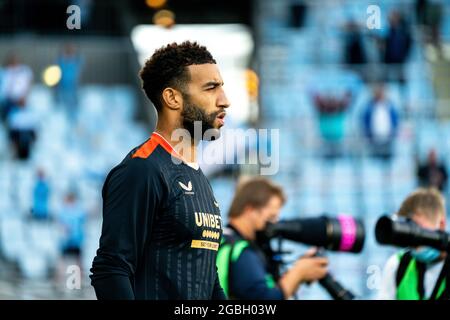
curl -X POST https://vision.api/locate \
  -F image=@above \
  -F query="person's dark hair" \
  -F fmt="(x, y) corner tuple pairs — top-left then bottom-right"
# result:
(139, 41), (216, 112)
(228, 177), (286, 218)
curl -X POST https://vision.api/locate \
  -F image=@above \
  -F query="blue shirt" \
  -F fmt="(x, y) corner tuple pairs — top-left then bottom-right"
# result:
(32, 179), (50, 218)
(57, 55), (82, 89)
(230, 247), (285, 299)
(59, 203), (86, 249)
(226, 226), (284, 300)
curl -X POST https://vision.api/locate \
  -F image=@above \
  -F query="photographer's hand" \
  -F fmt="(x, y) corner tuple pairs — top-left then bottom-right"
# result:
(278, 247), (328, 298)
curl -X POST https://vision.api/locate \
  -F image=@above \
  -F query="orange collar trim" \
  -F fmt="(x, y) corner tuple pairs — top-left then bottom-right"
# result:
(151, 132), (183, 160)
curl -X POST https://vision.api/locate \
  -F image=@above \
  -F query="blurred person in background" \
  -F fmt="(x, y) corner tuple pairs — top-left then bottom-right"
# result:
(288, 2), (307, 29)
(377, 188), (449, 300)
(378, 10), (412, 85)
(343, 20), (367, 80)
(417, 149), (448, 192)
(30, 168), (51, 221)
(217, 177), (328, 299)
(312, 91), (352, 158)
(362, 84), (399, 161)
(0, 53), (33, 122)
(6, 99), (37, 161)
(57, 191), (87, 276)
(55, 43), (83, 125)
(343, 21), (366, 65)
(416, 0), (444, 53)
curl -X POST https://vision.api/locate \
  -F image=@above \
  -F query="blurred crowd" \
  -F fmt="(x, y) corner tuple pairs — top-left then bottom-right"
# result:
(0, 0), (449, 299)
(304, 3), (449, 196)
(0, 44), (88, 285)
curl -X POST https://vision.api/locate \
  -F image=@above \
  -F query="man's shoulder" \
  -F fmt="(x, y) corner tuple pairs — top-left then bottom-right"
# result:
(104, 145), (166, 185)
(125, 147), (163, 169)
(223, 229), (261, 259)
(222, 227), (244, 243)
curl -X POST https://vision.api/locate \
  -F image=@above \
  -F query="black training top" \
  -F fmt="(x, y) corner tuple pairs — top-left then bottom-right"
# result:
(90, 132), (226, 300)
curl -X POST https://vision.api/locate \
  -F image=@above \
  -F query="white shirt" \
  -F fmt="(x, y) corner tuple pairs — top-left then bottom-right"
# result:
(185, 162), (200, 170)
(1, 64), (33, 101)
(371, 101), (392, 143)
(377, 253), (444, 300)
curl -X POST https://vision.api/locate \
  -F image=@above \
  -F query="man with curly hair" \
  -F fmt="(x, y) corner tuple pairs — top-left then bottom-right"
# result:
(90, 41), (230, 300)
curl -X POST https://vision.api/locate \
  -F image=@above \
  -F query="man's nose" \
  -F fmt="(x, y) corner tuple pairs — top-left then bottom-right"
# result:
(217, 89), (230, 109)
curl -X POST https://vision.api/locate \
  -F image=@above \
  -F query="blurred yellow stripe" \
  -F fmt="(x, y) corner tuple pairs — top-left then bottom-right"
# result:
(191, 240), (219, 251)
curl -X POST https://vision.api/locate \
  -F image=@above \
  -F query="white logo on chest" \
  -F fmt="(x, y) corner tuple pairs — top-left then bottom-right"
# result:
(178, 181), (194, 194)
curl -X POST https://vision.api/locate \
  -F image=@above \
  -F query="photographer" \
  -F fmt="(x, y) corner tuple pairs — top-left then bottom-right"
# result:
(377, 188), (449, 300)
(216, 177), (329, 300)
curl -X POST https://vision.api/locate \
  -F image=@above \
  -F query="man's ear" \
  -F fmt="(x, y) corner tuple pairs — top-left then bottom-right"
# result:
(439, 214), (446, 230)
(161, 88), (183, 111)
(241, 205), (254, 217)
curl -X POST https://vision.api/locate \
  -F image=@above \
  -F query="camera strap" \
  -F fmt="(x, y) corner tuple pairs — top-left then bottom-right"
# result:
(397, 251), (450, 300)
(416, 261), (427, 300)
(396, 251), (426, 299)
(220, 227), (250, 299)
(429, 255), (450, 300)
(396, 251), (412, 287)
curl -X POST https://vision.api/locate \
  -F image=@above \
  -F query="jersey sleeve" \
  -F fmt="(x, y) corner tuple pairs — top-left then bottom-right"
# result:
(90, 158), (165, 299)
(230, 247), (284, 300)
(211, 265), (227, 300)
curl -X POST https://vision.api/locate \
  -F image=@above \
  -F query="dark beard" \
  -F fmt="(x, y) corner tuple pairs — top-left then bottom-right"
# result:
(181, 96), (221, 141)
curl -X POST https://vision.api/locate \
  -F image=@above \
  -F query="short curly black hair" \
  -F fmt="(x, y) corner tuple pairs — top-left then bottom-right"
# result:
(139, 41), (216, 112)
